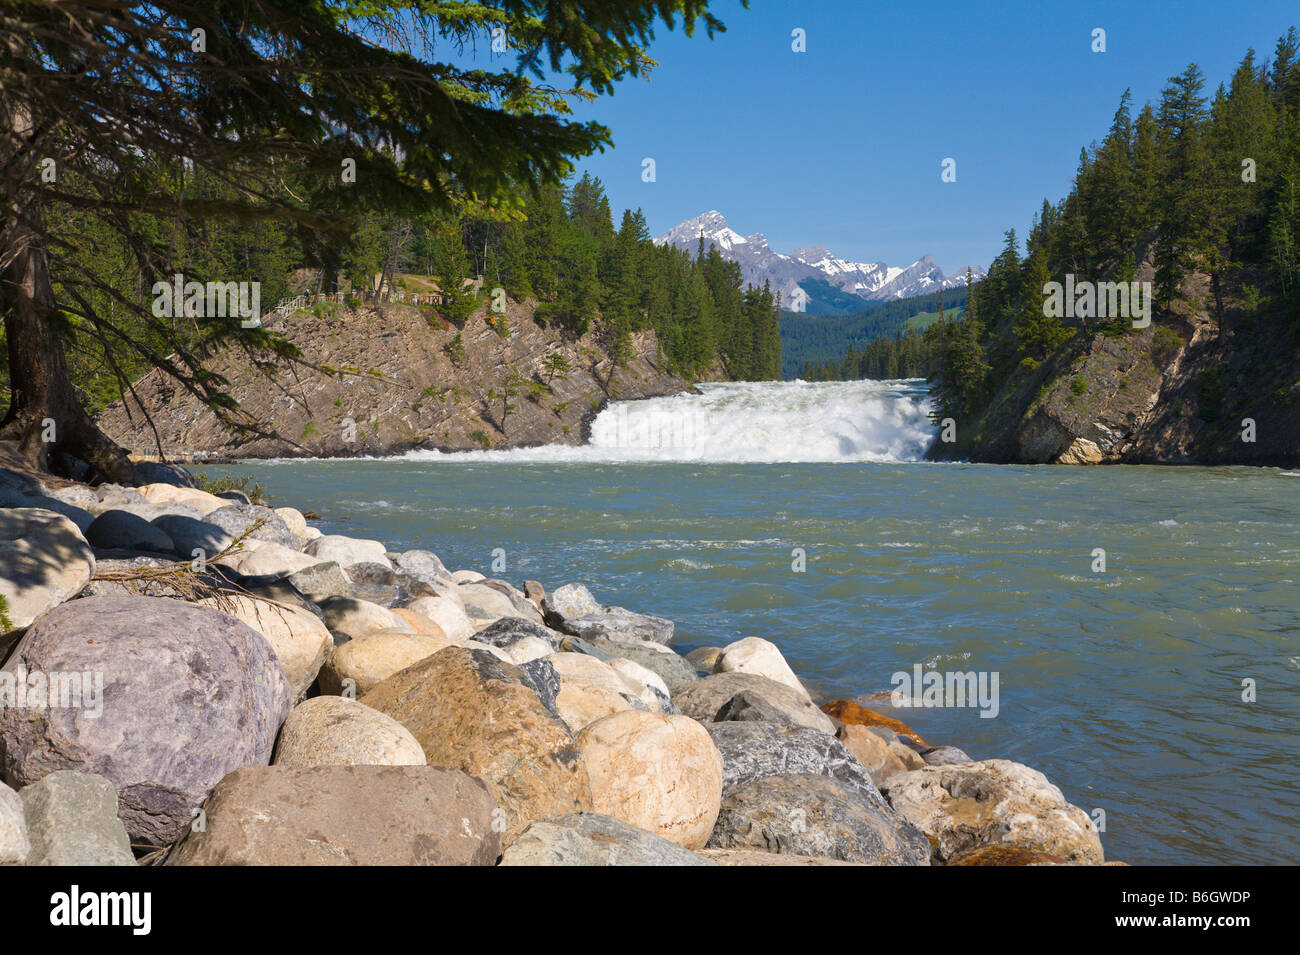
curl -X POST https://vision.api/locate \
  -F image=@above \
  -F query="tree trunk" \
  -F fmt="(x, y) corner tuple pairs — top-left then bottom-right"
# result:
(0, 237), (140, 483)
(1, 46), (139, 483)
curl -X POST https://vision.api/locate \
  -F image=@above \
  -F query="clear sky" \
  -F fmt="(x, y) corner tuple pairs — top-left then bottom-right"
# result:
(526, 0), (1300, 274)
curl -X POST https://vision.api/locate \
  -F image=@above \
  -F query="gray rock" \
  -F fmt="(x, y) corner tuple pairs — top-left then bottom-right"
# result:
(518, 658), (561, 715)
(558, 634), (613, 661)
(85, 509), (174, 553)
(151, 514), (232, 558)
(0, 595), (291, 846)
(674, 672), (836, 734)
(346, 561), (398, 586)
(286, 561), (354, 601)
(215, 489), (251, 504)
(0, 508), (96, 629)
(585, 637), (698, 693)
(474, 617), (561, 652)
(923, 745), (972, 766)
(714, 690), (800, 726)
(19, 771), (135, 866)
(542, 582), (601, 625)
(705, 721), (879, 799)
(166, 764), (500, 865)
(707, 773), (931, 865)
(0, 781), (28, 864)
(501, 812), (715, 866)
(563, 606), (674, 646)
(389, 549), (453, 585)
(94, 484), (148, 507)
(132, 462), (198, 488)
(204, 503), (297, 549)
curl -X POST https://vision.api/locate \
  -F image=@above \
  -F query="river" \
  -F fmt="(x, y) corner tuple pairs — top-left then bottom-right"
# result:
(201, 379), (1300, 865)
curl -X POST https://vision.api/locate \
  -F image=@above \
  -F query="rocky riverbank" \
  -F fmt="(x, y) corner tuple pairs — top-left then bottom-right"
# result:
(1, 462), (1111, 866)
(94, 296), (712, 460)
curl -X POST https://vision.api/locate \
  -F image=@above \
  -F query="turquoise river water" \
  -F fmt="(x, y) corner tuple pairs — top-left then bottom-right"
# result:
(201, 379), (1300, 865)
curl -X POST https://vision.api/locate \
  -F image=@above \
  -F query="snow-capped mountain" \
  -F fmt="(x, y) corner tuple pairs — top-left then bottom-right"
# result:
(654, 210), (984, 312)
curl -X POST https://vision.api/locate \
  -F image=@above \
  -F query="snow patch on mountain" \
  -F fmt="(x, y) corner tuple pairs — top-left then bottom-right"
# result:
(655, 211), (985, 311)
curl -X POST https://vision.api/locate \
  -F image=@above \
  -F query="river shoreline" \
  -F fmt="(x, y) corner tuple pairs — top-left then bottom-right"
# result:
(0, 455), (1116, 866)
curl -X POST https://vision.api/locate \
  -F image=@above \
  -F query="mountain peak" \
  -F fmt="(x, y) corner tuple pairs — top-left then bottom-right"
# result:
(655, 211), (986, 312)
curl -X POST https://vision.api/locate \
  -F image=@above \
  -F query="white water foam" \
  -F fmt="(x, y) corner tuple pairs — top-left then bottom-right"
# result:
(401, 379), (936, 464)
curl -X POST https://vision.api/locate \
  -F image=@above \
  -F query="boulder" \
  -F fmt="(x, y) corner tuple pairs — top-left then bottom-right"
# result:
(523, 580), (546, 608)
(501, 635), (554, 665)
(549, 652), (641, 698)
(0, 508), (95, 630)
(820, 699), (926, 745)
(317, 595), (412, 640)
(517, 658), (561, 715)
(273, 696), (425, 767)
(923, 745), (973, 766)
(452, 569), (485, 583)
(166, 764), (499, 865)
(563, 606), (674, 646)
(555, 681), (636, 733)
(558, 634), (613, 660)
(459, 582), (521, 624)
(879, 760), (1104, 864)
(221, 541), (322, 577)
(0, 781), (28, 865)
(608, 657), (671, 702)
(150, 514), (233, 559)
(541, 582), (600, 623)
(713, 689), (802, 726)
(479, 579), (547, 621)
(708, 773), (931, 865)
(130, 462), (199, 489)
(205, 503), (298, 549)
(473, 616), (561, 652)
(196, 595), (332, 700)
(18, 771), (135, 866)
(586, 636), (698, 693)
(85, 509), (174, 553)
(501, 812), (714, 866)
(577, 711), (723, 849)
(390, 549), (453, 585)
(135, 483), (225, 515)
(285, 561), (353, 601)
(705, 721), (879, 799)
(686, 646), (724, 670)
(360, 647), (592, 844)
(0, 595), (289, 846)
(404, 595), (474, 640)
(320, 630), (456, 695)
(389, 607), (448, 637)
(675, 672), (836, 734)
(306, 534), (390, 569)
(836, 724), (910, 787)
(273, 506), (309, 539)
(713, 637), (809, 698)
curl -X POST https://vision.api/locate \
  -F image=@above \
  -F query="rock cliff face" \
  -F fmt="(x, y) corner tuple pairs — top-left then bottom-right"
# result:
(96, 296), (704, 459)
(929, 268), (1300, 467)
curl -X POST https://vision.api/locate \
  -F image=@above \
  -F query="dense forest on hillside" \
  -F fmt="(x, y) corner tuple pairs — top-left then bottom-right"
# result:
(926, 30), (1300, 457)
(781, 282), (968, 378)
(0, 170), (779, 420)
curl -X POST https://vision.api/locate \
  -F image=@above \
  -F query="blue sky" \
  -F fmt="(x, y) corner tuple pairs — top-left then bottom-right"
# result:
(509, 0), (1300, 274)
